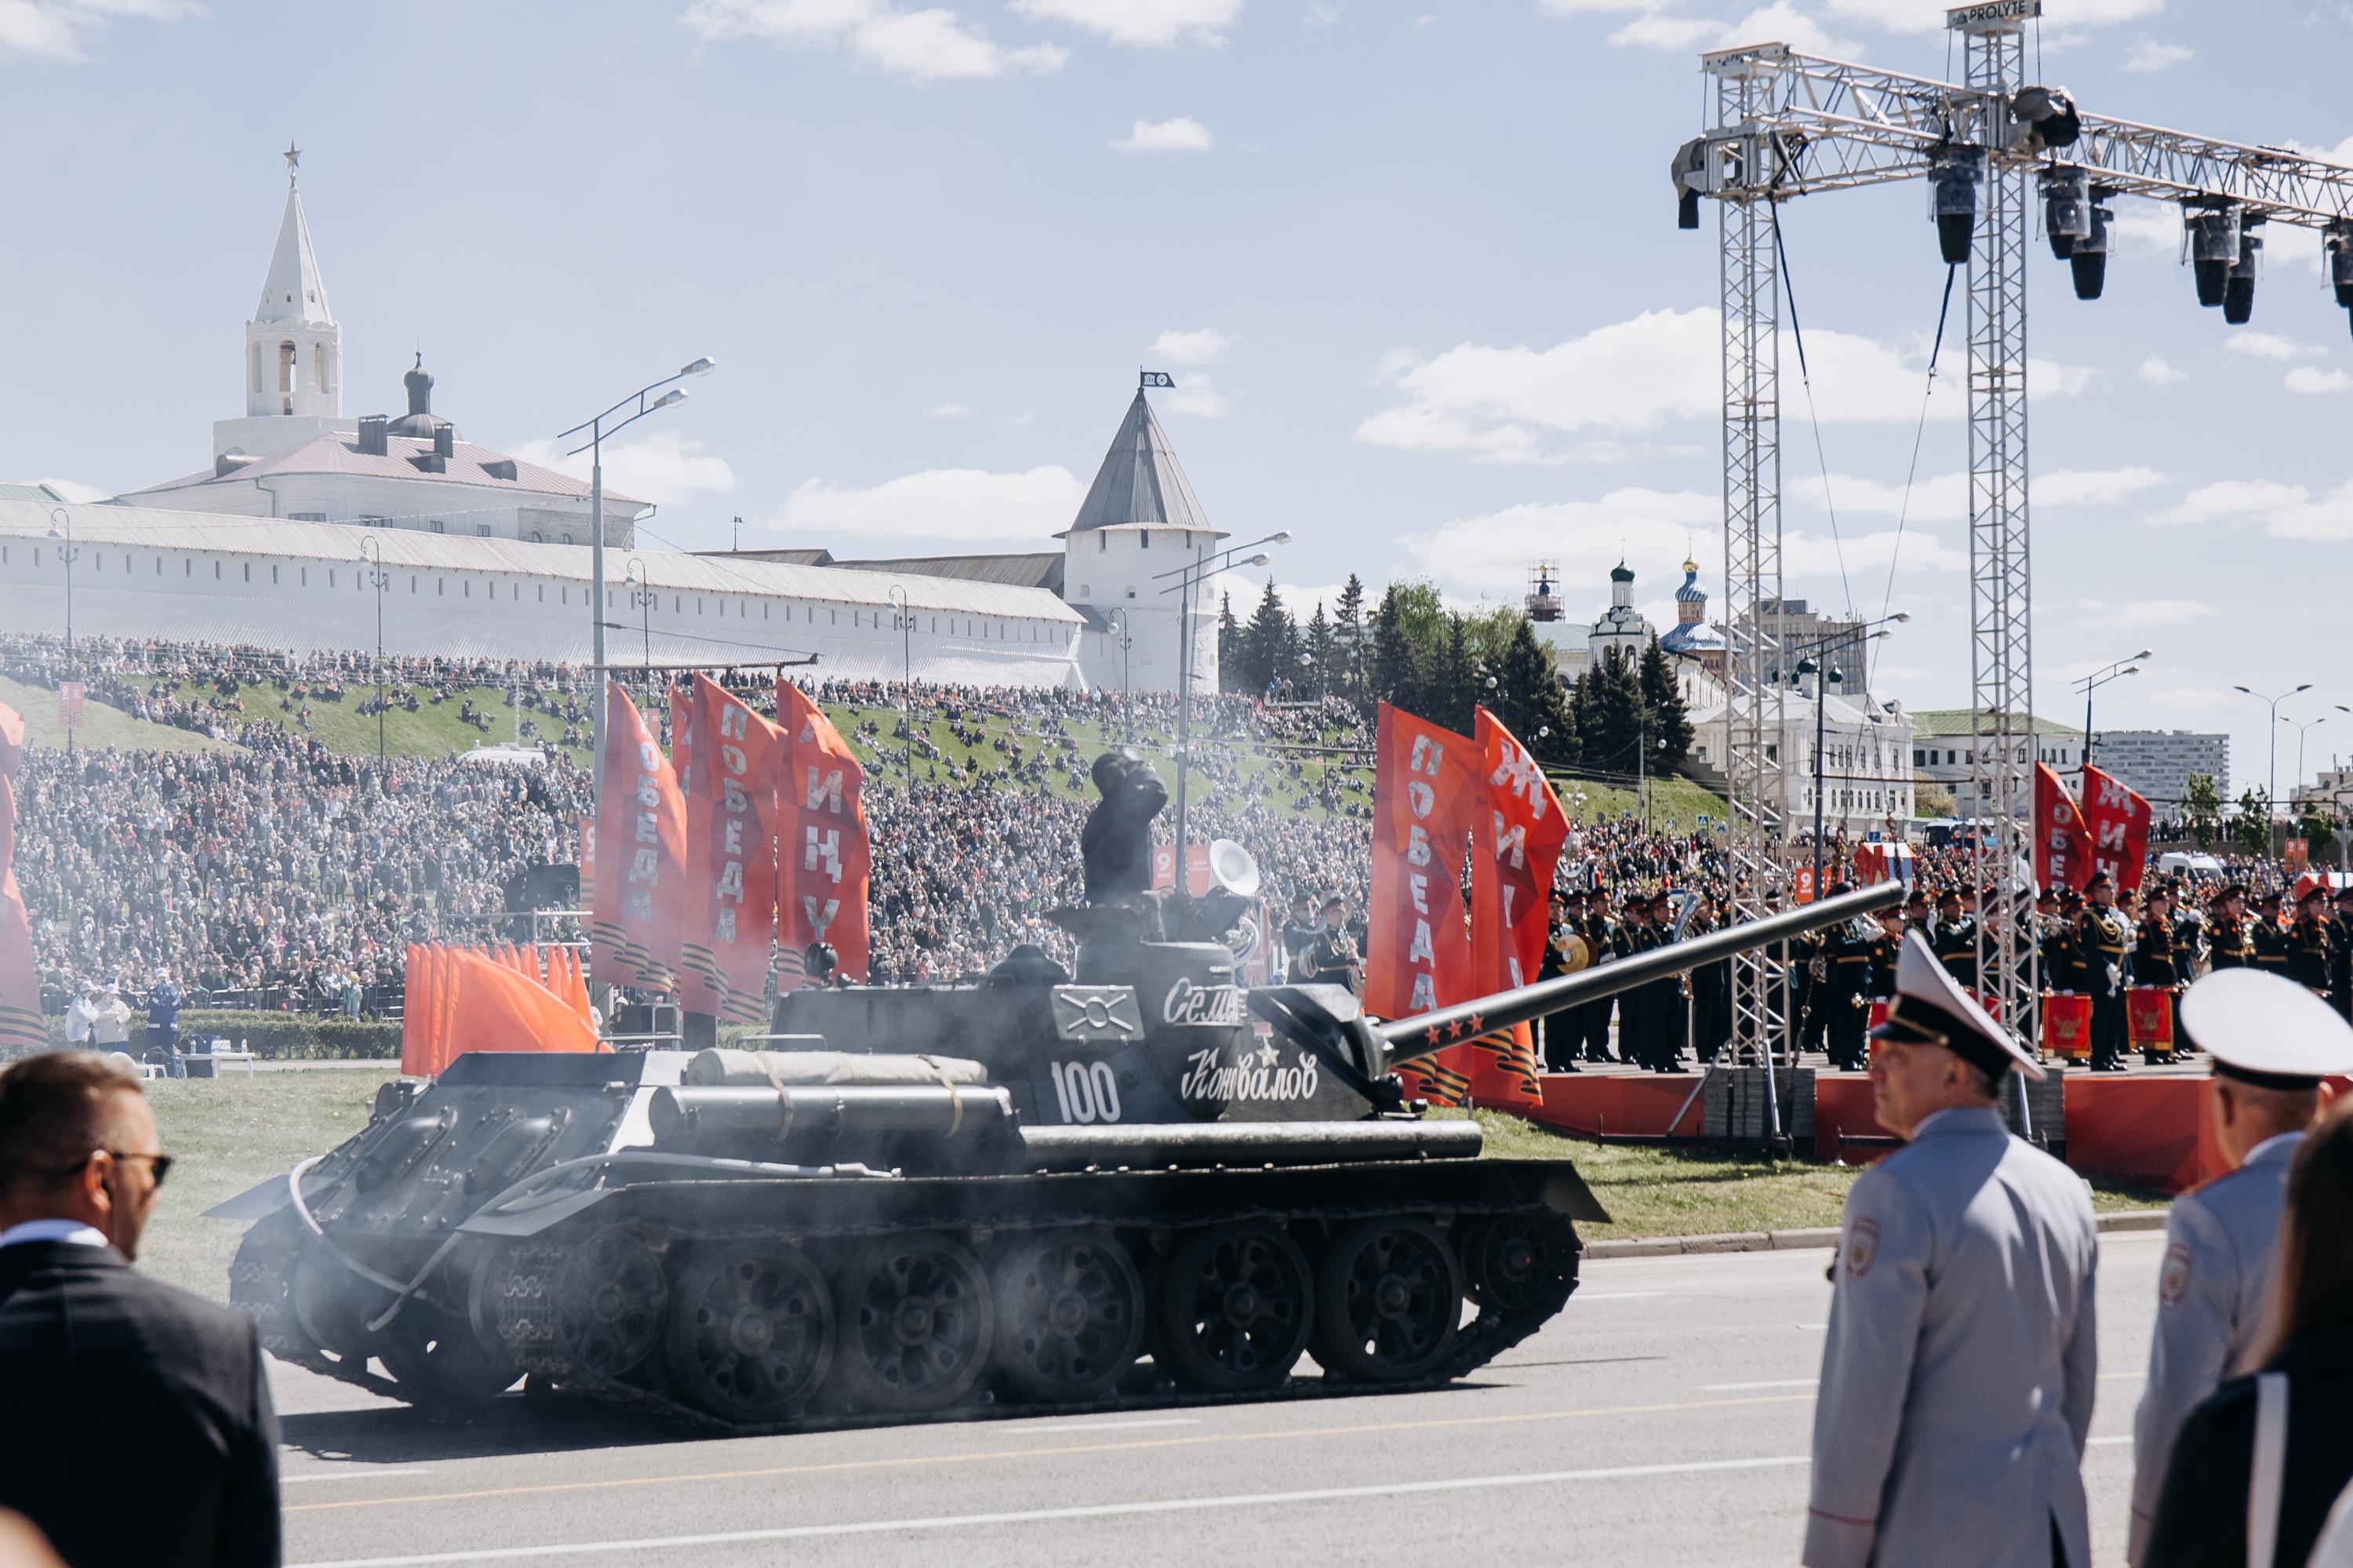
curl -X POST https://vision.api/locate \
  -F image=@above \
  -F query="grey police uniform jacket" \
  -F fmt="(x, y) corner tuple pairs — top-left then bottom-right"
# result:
(2126, 1130), (2303, 1566)
(1804, 1105), (2100, 1568)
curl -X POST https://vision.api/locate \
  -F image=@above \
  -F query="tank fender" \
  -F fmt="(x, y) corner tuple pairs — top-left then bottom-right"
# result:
(1538, 1164), (1610, 1225)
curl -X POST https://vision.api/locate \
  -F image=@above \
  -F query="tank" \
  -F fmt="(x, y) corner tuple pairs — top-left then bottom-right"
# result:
(215, 751), (1900, 1432)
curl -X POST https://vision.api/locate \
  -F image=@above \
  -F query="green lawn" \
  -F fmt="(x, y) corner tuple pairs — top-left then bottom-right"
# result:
(1548, 774), (1729, 835)
(0, 675), (236, 755)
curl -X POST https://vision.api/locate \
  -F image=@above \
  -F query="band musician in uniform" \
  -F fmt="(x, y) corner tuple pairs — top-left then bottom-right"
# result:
(2249, 889), (2292, 979)
(2078, 871), (2132, 1072)
(2136, 884), (2180, 1066)
(1933, 886), (1978, 990)
(2288, 883), (2333, 995)
(2208, 884), (2252, 972)
(2331, 885), (2353, 1023)
(1805, 933), (2098, 1568)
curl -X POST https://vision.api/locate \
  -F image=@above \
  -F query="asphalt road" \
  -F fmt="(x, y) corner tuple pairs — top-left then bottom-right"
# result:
(267, 1230), (2169, 1568)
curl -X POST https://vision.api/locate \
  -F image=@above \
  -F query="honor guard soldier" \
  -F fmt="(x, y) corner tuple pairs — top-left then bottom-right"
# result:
(1864, 905), (1905, 1028)
(1580, 890), (1626, 1064)
(1302, 897), (1362, 993)
(1537, 890), (1580, 1073)
(2169, 886), (2206, 991)
(1806, 933), (2098, 1568)
(2249, 888), (2292, 978)
(2045, 889), (2089, 996)
(2126, 969), (2353, 1565)
(2207, 884), (2251, 971)
(2137, 885), (2180, 1064)
(2289, 883), (2333, 993)
(2332, 886), (2353, 1021)
(1822, 888), (1873, 1071)
(1933, 887), (1978, 989)
(2078, 872), (2132, 1072)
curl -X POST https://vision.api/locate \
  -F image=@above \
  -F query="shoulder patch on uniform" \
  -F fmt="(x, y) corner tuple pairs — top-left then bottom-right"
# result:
(2160, 1242), (2192, 1306)
(1846, 1217), (1882, 1278)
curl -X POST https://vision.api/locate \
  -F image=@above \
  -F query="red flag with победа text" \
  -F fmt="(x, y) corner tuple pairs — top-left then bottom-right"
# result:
(1367, 703), (1480, 1106)
(1466, 707), (1567, 1112)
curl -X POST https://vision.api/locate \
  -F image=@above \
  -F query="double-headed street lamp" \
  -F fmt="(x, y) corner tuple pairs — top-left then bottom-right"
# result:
(1155, 531), (1289, 861)
(558, 355), (715, 805)
(2235, 682), (2313, 853)
(44, 508), (79, 755)
(2074, 650), (2149, 771)
(622, 558), (656, 679)
(2287, 715), (2329, 807)
(1787, 613), (1907, 895)
(358, 535), (390, 762)
(1104, 608), (1134, 742)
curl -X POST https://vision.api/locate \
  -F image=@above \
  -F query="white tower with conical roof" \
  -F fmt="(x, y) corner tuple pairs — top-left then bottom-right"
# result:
(1061, 385), (1227, 696)
(213, 147), (356, 461)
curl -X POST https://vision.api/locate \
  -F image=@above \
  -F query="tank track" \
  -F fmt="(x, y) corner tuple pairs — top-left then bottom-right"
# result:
(464, 1198), (1579, 1435)
(229, 1211), (406, 1400)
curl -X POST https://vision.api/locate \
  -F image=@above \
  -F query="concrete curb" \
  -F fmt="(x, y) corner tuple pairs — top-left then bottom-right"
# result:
(1584, 1210), (2169, 1261)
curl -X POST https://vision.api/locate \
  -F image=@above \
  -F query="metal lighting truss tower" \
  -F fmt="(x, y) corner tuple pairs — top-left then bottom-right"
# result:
(1675, 0), (2353, 1058)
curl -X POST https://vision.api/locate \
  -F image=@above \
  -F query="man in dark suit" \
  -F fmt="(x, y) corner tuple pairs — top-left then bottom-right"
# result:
(0, 1050), (282, 1568)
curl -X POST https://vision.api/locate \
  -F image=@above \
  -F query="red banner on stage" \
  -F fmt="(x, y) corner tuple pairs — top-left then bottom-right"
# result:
(591, 682), (688, 991)
(2126, 987), (2175, 1052)
(679, 675), (785, 1026)
(1367, 704), (1479, 1104)
(1467, 708), (1566, 1111)
(776, 682), (872, 986)
(2080, 764), (2155, 894)
(2035, 761), (2093, 892)
(2044, 992), (2092, 1060)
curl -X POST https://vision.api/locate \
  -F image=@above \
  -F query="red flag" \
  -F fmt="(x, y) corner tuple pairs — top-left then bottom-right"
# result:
(443, 948), (601, 1058)
(2034, 761), (2093, 892)
(2080, 763), (2155, 894)
(0, 726), (39, 1057)
(591, 682), (688, 991)
(680, 675), (785, 1025)
(776, 681), (872, 985)
(1467, 708), (1567, 1111)
(0, 701), (23, 776)
(1366, 704), (1480, 1105)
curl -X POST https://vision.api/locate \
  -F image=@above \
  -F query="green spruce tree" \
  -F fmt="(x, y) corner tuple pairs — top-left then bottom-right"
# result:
(1216, 593), (1242, 694)
(1638, 637), (1694, 774)
(1304, 602), (1337, 700)
(1576, 649), (1649, 780)
(1241, 580), (1300, 697)
(1332, 574), (1367, 704)
(1490, 615), (1579, 768)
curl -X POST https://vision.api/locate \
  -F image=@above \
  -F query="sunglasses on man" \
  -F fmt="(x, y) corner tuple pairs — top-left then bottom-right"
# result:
(52, 1150), (174, 1190)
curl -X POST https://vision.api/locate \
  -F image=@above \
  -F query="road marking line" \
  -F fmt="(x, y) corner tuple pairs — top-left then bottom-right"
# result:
(284, 1392), (1816, 1515)
(1577, 1290), (1667, 1300)
(2089, 1435), (2131, 1446)
(286, 1455), (1813, 1566)
(282, 1470), (427, 1486)
(1026, 1419), (1198, 1433)
(1701, 1378), (1818, 1392)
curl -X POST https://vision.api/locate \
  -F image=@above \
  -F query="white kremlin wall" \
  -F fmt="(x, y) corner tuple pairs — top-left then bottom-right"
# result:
(0, 501), (1086, 687)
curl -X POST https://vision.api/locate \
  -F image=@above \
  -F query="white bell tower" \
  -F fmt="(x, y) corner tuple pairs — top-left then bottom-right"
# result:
(213, 145), (355, 461)
(1062, 385), (1227, 696)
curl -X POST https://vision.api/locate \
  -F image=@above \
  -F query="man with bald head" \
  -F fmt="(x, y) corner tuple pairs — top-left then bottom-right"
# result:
(0, 1050), (282, 1568)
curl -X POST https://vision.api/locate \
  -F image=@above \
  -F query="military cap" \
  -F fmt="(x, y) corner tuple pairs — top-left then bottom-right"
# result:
(2035, 887), (2059, 907)
(1869, 929), (2046, 1082)
(2297, 883), (2328, 907)
(1937, 888), (1963, 908)
(2336, 885), (2353, 905)
(2086, 869), (2115, 892)
(2254, 889), (2282, 909)
(2179, 969), (2353, 1090)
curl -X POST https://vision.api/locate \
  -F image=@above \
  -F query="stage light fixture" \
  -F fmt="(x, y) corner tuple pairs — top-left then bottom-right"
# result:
(2187, 203), (2242, 308)
(2043, 168), (2089, 260)
(2223, 223), (2264, 326)
(2069, 190), (2115, 300)
(1929, 147), (1982, 266)
(2327, 224), (2353, 307)
(2011, 85), (2082, 151)
(1671, 136), (1707, 231)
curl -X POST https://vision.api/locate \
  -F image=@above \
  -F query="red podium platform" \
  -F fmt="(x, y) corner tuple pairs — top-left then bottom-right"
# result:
(1529, 1072), (1707, 1140)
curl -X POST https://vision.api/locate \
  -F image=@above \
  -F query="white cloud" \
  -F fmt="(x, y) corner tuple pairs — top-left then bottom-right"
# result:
(1148, 327), (1235, 365)
(32, 476), (110, 504)
(773, 464), (1085, 544)
(2158, 478), (2311, 526)
(1163, 375), (1228, 418)
(2036, 466), (2174, 508)
(2150, 688), (2234, 712)
(680, 0), (1067, 80)
(2076, 597), (2213, 630)
(1356, 307), (2087, 463)
(1609, 12), (1720, 47)
(1303, 2), (1340, 24)
(2286, 366), (2352, 395)
(1111, 116), (1215, 153)
(2138, 355), (2186, 386)
(1011, 0), (1238, 45)
(2224, 331), (2315, 362)
(2108, 204), (2182, 257)
(0, 0), (202, 60)
(1717, 1), (1852, 52)
(922, 402), (971, 417)
(1787, 465), (2166, 524)
(1565, 0), (1854, 53)
(511, 431), (738, 507)
(2120, 35), (2191, 71)
(1398, 489), (1720, 595)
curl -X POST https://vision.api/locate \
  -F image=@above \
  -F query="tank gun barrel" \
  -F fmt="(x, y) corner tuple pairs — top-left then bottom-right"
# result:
(1381, 882), (1904, 1066)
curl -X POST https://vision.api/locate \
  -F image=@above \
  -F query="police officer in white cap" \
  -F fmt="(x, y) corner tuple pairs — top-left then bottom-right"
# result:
(1805, 930), (2100, 1568)
(2126, 967), (2353, 1565)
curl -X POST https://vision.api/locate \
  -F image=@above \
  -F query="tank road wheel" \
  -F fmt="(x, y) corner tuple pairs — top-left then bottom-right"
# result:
(291, 1243), (389, 1361)
(555, 1227), (669, 1379)
(1311, 1219), (1463, 1384)
(1460, 1211), (1581, 1315)
(989, 1228), (1144, 1405)
(830, 1234), (994, 1413)
(663, 1242), (835, 1424)
(378, 1312), (520, 1412)
(1158, 1222), (1315, 1394)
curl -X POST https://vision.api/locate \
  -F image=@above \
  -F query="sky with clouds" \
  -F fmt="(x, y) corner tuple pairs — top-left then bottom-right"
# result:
(3, 0), (2351, 795)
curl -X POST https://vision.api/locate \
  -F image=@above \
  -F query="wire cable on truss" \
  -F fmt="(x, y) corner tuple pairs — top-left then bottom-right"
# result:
(1769, 204), (1856, 620)
(1870, 262), (1960, 692)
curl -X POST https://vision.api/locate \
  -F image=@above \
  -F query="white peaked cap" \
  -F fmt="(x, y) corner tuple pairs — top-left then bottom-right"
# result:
(2180, 969), (2353, 1088)
(1868, 928), (2046, 1082)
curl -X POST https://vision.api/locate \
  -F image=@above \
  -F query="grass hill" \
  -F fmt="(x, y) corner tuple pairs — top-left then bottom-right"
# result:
(0, 676), (235, 755)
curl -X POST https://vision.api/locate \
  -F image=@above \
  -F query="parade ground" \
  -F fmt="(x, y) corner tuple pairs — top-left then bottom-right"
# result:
(260, 1232), (2169, 1568)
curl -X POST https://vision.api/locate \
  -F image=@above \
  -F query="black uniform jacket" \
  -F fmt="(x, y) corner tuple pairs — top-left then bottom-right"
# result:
(0, 1239), (282, 1568)
(2143, 1332), (2353, 1568)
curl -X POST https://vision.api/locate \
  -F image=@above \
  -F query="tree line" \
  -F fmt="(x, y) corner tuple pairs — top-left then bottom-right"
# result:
(1217, 575), (1693, 780)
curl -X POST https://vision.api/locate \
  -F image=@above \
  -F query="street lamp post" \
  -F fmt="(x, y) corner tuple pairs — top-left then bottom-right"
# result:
(558, 355), (715, 813)
(45, 508), (78, 756)
(888, 584), (914, 787)
(1783, 615), (1904, 893)
(2289, 715), (2329, 810)
(1104, 608), (1133, 743)
(1156, 532), (1289, 863)
(2075, 650), (2150, 773)
(358, 535), (389, 763)
(2235, 682), (2314, 856)
(622, 558), (655, 684)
